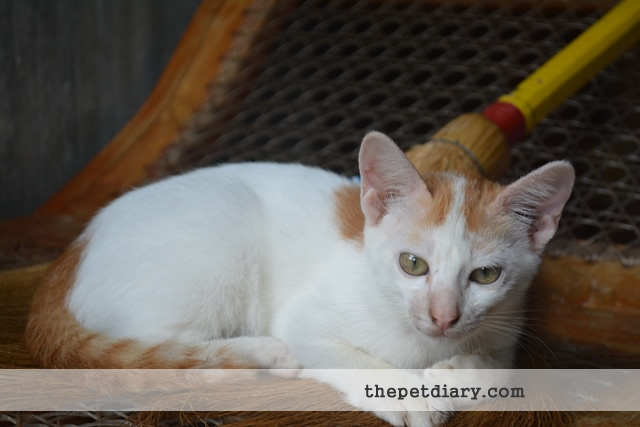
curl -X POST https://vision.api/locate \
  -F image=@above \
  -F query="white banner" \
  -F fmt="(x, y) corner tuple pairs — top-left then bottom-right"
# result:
(0, 369), (637, 411)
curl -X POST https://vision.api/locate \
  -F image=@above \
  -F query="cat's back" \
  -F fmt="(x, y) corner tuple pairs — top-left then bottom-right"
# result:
(68, 162), (357, 339)
(86, 162), (351, 238)
(80, 161), (355, 279)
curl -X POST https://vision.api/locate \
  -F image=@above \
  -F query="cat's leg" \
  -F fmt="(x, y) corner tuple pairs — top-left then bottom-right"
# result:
(189, 336), (299, 369)
(290, 339), (443, 427)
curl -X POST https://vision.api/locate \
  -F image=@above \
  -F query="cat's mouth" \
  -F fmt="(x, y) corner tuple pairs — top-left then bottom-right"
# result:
(411, 318), (465, 340)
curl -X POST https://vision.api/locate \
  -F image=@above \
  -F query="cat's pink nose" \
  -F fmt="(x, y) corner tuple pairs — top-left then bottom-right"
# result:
(430, 308), (460, 332)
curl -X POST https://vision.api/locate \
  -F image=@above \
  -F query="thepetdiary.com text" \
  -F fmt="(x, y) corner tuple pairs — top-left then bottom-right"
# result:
(364, 383), (525, 401)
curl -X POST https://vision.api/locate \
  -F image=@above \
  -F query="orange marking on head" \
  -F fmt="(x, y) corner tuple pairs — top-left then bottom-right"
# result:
(334, 185), (364, 244)
(419, 173), (455, 227)
(463, 176), (504, 233)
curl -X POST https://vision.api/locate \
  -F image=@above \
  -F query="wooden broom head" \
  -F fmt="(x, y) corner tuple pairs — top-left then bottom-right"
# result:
(405, 113), (511, 181)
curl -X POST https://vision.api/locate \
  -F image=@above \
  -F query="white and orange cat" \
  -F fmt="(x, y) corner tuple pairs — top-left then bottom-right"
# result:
(25, 132), (574, 425)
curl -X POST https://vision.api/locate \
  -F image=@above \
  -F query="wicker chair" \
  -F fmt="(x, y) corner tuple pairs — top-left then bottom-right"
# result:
(1, 1), (638, 425)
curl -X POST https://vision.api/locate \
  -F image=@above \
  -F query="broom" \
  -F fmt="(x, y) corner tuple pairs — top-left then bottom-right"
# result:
(405, 0), (640, 180)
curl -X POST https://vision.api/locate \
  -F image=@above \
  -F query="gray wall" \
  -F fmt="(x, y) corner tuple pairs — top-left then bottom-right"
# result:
(0, 0), (200, 218)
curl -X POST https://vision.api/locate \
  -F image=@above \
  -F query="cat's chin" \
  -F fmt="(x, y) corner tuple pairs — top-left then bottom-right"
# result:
(412, 323), (465, 340)
(426, 330), (464, 340)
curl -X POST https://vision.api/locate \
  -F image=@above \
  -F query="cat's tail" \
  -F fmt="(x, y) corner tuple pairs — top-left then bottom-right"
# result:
(24, 240), (241, 369)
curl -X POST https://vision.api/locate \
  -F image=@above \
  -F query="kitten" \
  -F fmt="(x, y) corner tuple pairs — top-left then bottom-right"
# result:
(25, 132), (574, 425)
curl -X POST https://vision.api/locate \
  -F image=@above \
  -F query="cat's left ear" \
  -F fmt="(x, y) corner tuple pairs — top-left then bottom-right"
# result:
(358, 132), (426, 225)
(494, 161), (575, 253)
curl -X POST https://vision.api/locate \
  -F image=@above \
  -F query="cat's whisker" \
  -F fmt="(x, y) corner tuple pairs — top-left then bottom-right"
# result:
(477, 324), (542, 363)
(478, 321), (559, 367)
(526, 294), (566, 313)
(484, 315), (553, 327)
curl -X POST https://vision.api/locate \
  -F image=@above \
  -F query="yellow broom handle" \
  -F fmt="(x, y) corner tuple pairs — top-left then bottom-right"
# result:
(499, 0), (640, 133)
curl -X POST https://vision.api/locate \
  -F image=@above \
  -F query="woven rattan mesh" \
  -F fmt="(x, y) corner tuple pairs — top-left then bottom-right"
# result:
(162, 0), (640, 266)
(0, 412), (133, 427)
(0, 411), (254, 427)
(0, 412), (233, 426)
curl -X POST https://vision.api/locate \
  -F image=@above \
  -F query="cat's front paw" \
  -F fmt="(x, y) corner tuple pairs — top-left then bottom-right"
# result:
(424, 354), (505, 412)
(423, 355), (468, 390)
(251, 336), (300, 371)
(425, 354), (488, 384)
(373, 403), (444, 427)
(430, 354), (479, 370)
(344, 373), (449, 427)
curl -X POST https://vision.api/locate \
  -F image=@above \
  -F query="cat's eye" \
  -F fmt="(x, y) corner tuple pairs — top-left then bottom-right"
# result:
(399, 253), (429, 276)
(469, 266), (502, 284)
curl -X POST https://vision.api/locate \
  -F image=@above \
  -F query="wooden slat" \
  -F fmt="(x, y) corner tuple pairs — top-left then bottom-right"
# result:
(531, 256), (640, 360)
(0, 262), (49, 368)
(0, 216), (83, 269)
(536, 256), (640, 313)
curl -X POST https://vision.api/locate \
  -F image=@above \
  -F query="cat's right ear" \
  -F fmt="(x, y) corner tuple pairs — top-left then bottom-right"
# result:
(359, 132), (426, 225)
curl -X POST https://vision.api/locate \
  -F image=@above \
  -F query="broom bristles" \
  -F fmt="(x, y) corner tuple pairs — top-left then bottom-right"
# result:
(405, 113), (511, 181)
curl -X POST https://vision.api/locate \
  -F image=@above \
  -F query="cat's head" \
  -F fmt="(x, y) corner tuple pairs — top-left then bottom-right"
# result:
(358, 131), (574, 340)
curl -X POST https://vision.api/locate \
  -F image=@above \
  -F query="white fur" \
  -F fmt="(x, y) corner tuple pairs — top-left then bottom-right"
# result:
(66, 133), (573, 426)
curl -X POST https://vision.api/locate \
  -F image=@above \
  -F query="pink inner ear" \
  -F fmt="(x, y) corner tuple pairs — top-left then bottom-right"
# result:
(532, 215), (557, 252)
(362, 189), (385, 225)
(358, 131), (427, 225)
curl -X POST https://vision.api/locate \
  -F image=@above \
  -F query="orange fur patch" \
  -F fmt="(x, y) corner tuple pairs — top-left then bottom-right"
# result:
(419, 173), (454, 226)
(24, 241), (86, 367)
(24, 241), (207, 369)
(334, 185), (364, 243)
(214, 347), (260, 369)
(463, 177), (504, 232)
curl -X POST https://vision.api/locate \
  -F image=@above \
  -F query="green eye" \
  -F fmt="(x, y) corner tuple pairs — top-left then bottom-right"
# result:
(399, 253), (429, 276)
(470, 266), (502, 284)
